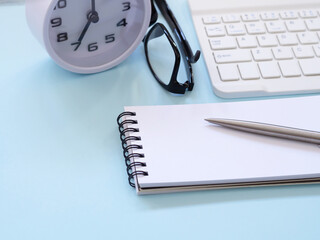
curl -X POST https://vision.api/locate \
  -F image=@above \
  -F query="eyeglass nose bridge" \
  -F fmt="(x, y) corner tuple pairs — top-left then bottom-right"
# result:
(143, 23), (164, 43)
(148, 23), (165, 39)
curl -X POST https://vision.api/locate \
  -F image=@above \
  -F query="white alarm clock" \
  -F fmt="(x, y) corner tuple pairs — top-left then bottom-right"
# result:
(26, 0), (151, 73)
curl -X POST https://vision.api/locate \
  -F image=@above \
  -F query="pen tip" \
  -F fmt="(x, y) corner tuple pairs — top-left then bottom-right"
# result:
(205, 118), (223, 124)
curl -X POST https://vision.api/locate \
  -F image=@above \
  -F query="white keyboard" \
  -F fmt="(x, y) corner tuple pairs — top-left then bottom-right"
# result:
(189, 0), (320, 98)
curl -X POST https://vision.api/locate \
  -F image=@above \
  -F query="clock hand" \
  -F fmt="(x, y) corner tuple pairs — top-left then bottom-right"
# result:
(71, 10), (99, 51)
(89, 0), (99, 24)
(79, 11), (99, 42)
(78, 19), (92, 43)
(91, 0), (96, 13)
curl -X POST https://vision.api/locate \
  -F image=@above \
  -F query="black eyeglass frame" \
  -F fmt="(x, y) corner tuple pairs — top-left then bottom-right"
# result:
(144, 0), (201, 94)
(144, 23), (187, 93)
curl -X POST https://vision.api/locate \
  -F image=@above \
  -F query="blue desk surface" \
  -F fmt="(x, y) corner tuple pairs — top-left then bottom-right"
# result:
(1, 1), (320, 240)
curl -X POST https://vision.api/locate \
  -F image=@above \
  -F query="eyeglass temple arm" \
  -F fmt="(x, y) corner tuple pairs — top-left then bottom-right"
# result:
(149, 0), (158, 26)
(154, 0), (201, 64)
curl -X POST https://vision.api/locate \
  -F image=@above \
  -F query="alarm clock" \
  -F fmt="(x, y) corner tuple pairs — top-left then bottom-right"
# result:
(26, 0), (151, 73)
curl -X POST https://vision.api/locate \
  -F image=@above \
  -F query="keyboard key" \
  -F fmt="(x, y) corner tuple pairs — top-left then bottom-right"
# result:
(238, 63), (260, 80)
(214, 49), (252, 63)
(241, 13), (259, 22)
(299, 59), (320, 76)
(202, 16), (221, 24)
(222, 14), (240, 23)
(237, 36), (257, 48)
(257, 35), (278, 47)
(246, 22), (266, 34)
(277, 33), (298, 46)
(278, 60), (301, 77)
(272, 47), (293, 60)
(292, 46), (314, 58)
(217, 64), (239, 81)
(280, 11), (298, 19)
(266, 21), (286, 33)
(313, 44), (320, 57)
(299, 10), (318, 18)
(205, 25), (226, 37)
(258, 62), (281, 78)
(305, 19), (320, 31)
(297, 32), (319, 44)
(252, 49), (273, 61)
(261, 12), (279, 21)
(226, 23), (246, 36)
(209, 37), (237, 50)
(285, 20), (306, 32)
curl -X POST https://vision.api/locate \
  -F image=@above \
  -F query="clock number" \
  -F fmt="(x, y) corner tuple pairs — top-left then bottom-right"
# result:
(57, 32), (68, 42)
(105, 34), (115, 43)
(117, 18), (128, 27)
(54, 0), (67, 10)
(51, 18), (62, 28)
(122, 2), (131, 11)
(71, 41), (81, 51)
(88, 42), (98, 52)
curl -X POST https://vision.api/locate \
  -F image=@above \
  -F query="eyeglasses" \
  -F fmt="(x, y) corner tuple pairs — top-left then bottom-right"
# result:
(144, 0), (201, 94)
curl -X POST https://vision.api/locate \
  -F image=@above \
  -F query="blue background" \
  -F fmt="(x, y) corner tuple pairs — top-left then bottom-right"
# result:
(1, 1), (320, 239)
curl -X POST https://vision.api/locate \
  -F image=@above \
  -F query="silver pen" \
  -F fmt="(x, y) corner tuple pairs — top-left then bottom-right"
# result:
(205, 118), (320, 145)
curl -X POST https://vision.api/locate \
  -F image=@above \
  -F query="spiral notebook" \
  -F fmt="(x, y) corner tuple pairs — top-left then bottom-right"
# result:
(117, 96), (320, 195)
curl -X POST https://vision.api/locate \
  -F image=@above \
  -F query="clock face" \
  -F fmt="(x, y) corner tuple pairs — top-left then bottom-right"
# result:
(47, 0), (149, 72)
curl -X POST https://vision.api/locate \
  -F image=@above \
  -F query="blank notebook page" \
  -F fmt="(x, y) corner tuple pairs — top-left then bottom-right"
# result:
(124, 96), (320, 189)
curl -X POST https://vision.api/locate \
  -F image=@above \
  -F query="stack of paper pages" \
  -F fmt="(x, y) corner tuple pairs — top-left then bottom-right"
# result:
(118, 96), (320, 194)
